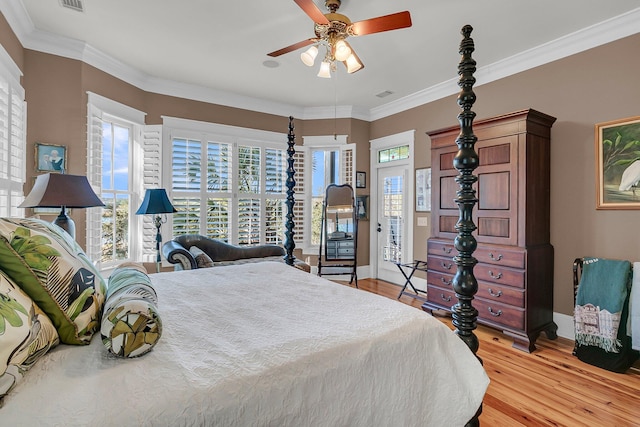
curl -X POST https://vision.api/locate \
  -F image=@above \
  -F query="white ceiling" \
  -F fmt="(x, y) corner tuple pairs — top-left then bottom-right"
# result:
(4, 0), (640, 120)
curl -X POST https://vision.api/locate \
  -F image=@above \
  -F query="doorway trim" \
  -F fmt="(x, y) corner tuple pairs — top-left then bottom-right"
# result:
(369, 129), (415, 282)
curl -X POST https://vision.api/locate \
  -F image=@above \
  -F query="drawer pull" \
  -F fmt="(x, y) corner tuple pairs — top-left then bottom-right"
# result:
(440, 277), (452, 286)
(489, 252), (503, 261)
(442, 247), (453, 254)
(440, 293), (452, 302)
(488, 307), (503, 317)
(441, 262), (453, 270)
(488, 288), (502, 297)
(488, 270), (503, 280)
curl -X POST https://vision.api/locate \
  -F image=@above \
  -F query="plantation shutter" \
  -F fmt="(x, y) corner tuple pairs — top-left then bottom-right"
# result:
(0, 47), (25, 218)
(292, 148), (306, 246)
(341, 145), (355, 188)
(86, 102), (104, 266)
(140, 125), (162, 262)
(171, 137), (203, 236)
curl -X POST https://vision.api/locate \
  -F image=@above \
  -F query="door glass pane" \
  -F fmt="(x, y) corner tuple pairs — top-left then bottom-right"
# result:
(382, 175), (403, 263)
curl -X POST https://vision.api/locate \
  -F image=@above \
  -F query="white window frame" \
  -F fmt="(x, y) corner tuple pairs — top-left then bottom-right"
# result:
(86, 92), (146, 270)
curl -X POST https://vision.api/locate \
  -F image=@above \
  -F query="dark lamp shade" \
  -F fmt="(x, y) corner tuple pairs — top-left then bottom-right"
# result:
(19, 173), (105, 208)
(136, 189), (177, 215)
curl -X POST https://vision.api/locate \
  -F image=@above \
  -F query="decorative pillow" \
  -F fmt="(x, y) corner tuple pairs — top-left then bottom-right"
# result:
(0, 218), (107, 345)
(0, 270), (59, 401)
(101, 265), (162, 358)
(189, 246), (214, 268)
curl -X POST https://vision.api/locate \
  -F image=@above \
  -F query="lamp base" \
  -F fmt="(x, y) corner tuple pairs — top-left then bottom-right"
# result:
(53, 207), (75, 239)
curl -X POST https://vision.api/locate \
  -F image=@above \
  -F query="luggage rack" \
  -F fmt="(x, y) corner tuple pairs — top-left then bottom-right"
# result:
(396, 260), (428, 300)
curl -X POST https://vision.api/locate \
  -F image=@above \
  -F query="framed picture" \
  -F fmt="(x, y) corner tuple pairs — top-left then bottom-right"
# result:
(415, 167), (431, 212)
(595, 116), (640, 209)
(356, 171), (366, 188)
(356, 195), (368, 220)
(35, 143), (67, 173)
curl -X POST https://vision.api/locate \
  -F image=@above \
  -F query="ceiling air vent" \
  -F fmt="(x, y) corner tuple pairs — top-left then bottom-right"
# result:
(376, 90), (394, 98)
(60, 0), (84, 12)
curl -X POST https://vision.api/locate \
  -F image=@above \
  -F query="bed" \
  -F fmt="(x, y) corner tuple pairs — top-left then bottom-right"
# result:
(2, 261), (487, 426)
(1, 25), (487, 426)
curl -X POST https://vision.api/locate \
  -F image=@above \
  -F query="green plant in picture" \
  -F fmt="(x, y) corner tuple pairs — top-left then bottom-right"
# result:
(9, 227), (60, 271)
(601, 129), (640, 184)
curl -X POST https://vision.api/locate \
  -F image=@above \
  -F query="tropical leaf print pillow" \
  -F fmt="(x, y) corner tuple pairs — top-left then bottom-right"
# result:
(0, 218), (107, 345)
(101, 264), (162, 357)
(0, 270), (59, 401)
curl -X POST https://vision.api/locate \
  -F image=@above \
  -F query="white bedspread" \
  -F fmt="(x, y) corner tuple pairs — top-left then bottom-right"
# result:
(2, 262), (488, 426)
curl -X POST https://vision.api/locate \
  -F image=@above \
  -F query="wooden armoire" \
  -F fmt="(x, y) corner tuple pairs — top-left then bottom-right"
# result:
(422, 109), (558, 352)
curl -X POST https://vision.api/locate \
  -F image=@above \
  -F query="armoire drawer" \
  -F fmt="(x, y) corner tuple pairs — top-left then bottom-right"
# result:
(477, 282), (524, 308)
(475, 298), (525, 331)
(428, 240), (525, 269)
(474, 245), (525, 269)
(426, 284), (456, 309)
(474, 263), (525, 289)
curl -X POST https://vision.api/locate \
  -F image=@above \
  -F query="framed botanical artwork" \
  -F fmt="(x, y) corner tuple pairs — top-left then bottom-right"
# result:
(595, 116), (640, 209)
(415, 167), (431, 212)
(35, 143), (67, 173)
(356, 171), (366, 188)
(356, 195), (368, 220)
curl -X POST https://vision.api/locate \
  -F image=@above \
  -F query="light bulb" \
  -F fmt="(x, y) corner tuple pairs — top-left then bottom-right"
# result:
(300, 46), (318, 67)
(334, 40), (351, 62)
(317, 61), (332, 78)
(345, 54), (363, 74)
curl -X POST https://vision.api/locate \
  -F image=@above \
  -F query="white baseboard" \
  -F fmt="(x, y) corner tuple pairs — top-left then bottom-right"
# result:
(554, 312), (575, 340)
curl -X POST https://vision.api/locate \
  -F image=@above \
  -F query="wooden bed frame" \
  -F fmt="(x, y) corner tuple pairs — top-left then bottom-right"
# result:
(281, 25), (483, 426)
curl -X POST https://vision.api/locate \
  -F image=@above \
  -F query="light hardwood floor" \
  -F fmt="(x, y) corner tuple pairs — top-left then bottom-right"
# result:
(337, 278), (640, 427)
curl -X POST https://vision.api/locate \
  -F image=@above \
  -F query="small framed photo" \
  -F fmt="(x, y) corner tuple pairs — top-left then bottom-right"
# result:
(356, 171), (366, 188)
(35, 143), (66, 173)
(595, 116), (640, 209)
(356, 195), (368, 220)
(415, 167), (432, 212)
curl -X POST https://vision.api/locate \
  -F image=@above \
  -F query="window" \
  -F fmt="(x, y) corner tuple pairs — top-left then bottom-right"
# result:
(87, 92), (146, 269)
(164, 119), (287, 246)
(100, 120), (132, 264)
(301, 135), (354, 249)
(0, 46), (25, 217)
(378, 144), (409, 163)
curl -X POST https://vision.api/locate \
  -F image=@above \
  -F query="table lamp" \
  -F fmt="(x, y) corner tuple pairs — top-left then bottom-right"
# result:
(19, 173), (105, 239)
(136, 188), (177, 273)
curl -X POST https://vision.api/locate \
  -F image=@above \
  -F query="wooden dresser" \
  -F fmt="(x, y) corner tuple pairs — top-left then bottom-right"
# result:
(422, 109), (558, 352)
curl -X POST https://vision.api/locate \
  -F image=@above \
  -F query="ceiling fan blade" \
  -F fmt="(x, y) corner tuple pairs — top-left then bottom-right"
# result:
(268, 38), (318, 57)
(294, 0), (329, 24)
(350, 11), (412, 36)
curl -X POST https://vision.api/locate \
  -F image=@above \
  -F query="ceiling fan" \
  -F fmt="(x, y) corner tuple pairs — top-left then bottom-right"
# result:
(267, 0), (412, 77)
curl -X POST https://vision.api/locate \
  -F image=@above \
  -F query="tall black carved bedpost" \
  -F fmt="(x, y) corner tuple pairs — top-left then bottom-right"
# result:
(283, 116), (296, 266)
(452, 25), (479, 354)
(453, 25), (481, 426)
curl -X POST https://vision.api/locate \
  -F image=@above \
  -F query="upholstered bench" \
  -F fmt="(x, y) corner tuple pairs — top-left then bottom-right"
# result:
(161, 234), (311, 273)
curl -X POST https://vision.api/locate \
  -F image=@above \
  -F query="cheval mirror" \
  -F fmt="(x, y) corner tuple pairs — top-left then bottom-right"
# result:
(317, 184), (358, 287)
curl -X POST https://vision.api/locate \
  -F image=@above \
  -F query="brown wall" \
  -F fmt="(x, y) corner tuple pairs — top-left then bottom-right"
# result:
(4, 12), (639, 316)
(370, 33), (640, 316)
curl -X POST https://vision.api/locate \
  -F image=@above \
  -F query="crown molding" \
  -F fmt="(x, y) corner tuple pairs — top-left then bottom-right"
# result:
(2, 2), (639, 122)
(369, 7), (640, 121)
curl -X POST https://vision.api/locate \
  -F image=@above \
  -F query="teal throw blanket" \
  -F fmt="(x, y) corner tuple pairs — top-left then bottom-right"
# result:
(575, 257), (631, 353)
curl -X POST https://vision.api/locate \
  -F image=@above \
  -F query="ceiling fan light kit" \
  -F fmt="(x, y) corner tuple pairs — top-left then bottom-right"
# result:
(269, 0), (411, 78)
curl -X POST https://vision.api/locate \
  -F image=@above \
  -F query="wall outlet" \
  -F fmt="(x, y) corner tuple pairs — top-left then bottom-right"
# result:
(417, 217), (429, 227)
